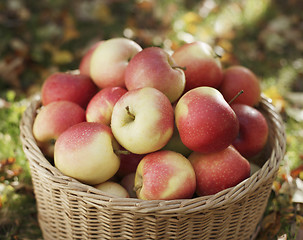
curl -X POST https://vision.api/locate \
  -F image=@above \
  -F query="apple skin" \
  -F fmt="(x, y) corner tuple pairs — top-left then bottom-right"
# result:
(111, 87), (174, 154)
(41, 72), (98, 108)
(120, 173), (137, 198)
(231, 103), (269, 158)
(79, 41), (103, 76)
(175, 86), (239, 153)
(134, 150), (196, 200)
(125, 47), (185, 103)
(161, 123), (192, 157)
(189, 145), (251, 196)
(54, 122), (120, 185)
(94, 181), (129, 198)
(90, 38), (142, 89)
(219, 65), (261, 106)
(172, 41), (223, 92)
(86, 87), (127, 125)
(250, 162), (261, 176)
(33, 100), (86, 158)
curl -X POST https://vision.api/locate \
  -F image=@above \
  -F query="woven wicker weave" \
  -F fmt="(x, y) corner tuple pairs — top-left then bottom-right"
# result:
(20, 95), (286, 240)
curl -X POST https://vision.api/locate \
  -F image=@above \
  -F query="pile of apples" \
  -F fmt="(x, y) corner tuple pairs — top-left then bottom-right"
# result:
(33, 38), (269, 200)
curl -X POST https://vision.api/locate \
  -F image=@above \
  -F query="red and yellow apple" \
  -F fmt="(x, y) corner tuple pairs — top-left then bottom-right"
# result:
(219, 65), (261, 106)
(189, 145), (251, 196)
(33, 100), (85, 157)
(79, 41), (103, 76)
(54, 122), (120, 185)
(134, 150), (196, 200)
(90, 38), (142, 88)
(41, 71), (98, 108)
(172, 41), (223, 92)
(231, 103), (269, 158)
(111, 87), (174, 154)
(175, 86), (239, 153)
(94, 181), (129, 198)
(86, 86), (127, 125)
(125, 47), (185, 103)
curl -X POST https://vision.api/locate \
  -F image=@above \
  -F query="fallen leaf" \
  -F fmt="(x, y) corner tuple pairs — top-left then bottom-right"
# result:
(62, 12), (80, 43)
(263, 86), (286, 112)
(259, 211), (282, 239)
(291, 165), (303, 178)
(52, 49), (74, 65)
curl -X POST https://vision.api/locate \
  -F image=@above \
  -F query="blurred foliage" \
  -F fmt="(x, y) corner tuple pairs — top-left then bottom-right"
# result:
(0, 0), (303, 239)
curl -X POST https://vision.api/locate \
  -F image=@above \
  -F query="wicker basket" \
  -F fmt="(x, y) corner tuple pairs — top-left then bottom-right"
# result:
(20, 95), (286, 240)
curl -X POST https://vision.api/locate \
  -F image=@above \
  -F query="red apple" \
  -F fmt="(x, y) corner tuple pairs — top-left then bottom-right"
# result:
(231, 103), (269, 158)
(189, 145), (251, 196)
(54, 122), (120, 185)
(41, 71), (98, 108)
(134, 150), (196, 200)
(219, 65), (261, 106)
(79, 41), (103, 76)
(33, 100), (85, 157)
(111, 87), (174, 154)
(172, 41), (223, 92)
(125, 47), (185, 103)
(175, 86), (239, 153)
(90, 38), (142, 88)
(94, 181), (129, 198)
(86, 87), (127, 125)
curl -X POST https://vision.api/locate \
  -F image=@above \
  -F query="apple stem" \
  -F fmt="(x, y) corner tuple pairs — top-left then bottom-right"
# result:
(125, 106), (135, 120)
(228, 90), (244, 105)
(172, 66), (187, 71)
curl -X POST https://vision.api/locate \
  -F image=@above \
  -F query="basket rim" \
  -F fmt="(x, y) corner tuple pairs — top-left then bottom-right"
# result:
(20, 95), (286, 214)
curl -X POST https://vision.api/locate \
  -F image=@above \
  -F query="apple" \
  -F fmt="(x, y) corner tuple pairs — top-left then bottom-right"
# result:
(231, 103), (269, 158)
(172, 41), (223, 92)
(54, 122), (120, 185)
(175, 86), (239, 153)
(189, 145), (251, 196)
(41, 71), (98, 108)
(125, 47), (185, 103)
(90, 38), (142, 89)
(161, 123), (192, 157)
(111, 87), (174, 154)
(134, 150), (196, 200)
(33, 100), (86, 158)
(94, 181), (129, 198)
(219, 65), (261, 106)
(79, 41), (103, 76)
(116, 150), (145, 178)
(86, 86), (127, 125)
(120, 173), (137, 198)
(250, 162), (261, 176)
